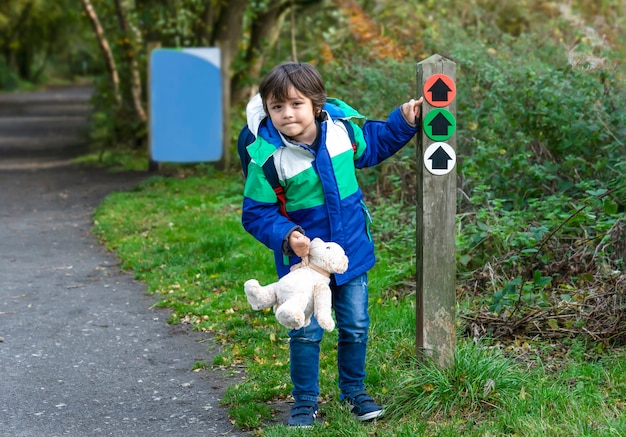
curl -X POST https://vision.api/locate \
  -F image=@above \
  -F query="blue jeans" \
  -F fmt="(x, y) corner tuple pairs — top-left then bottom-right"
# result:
(288, 273), (370, 402)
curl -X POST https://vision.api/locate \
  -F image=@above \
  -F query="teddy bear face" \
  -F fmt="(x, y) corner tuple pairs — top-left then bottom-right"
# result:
(308, 238), (349, 274)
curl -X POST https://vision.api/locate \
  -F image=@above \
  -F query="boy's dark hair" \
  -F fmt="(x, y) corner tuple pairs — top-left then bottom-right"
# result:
(259, 62), (327, 117)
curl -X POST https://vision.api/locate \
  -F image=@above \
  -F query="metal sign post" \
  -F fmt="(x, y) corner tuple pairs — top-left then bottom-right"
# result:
(416, 54), (457, 368)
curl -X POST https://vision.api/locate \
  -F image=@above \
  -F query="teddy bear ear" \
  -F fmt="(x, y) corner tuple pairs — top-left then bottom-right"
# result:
(311, 238), (323, 245)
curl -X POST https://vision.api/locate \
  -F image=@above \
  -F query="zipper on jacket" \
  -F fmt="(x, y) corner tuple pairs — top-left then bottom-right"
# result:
(360, 200), (373, 242)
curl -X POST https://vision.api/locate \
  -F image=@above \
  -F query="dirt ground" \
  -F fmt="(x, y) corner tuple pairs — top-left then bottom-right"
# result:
(0, 86), (248, 436)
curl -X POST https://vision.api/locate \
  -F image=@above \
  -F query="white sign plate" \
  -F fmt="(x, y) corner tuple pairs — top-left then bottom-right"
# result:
(424, 142), (456, 175)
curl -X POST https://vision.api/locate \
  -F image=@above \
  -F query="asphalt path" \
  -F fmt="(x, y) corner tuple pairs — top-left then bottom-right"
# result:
(0, 86), (245, 437)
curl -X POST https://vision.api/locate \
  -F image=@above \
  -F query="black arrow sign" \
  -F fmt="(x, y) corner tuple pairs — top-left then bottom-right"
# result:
(428, 146), (452, 170)
(427, 78), (452, 102)
(428, 112), (452, 136)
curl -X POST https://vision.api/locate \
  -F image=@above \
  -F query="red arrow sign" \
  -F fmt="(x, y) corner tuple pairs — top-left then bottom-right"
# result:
(424, 74), (456, 107)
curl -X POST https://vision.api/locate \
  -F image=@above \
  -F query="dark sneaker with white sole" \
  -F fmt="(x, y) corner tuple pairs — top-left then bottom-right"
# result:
(287, 400), (319, 428)
(345, 391), (384, 421)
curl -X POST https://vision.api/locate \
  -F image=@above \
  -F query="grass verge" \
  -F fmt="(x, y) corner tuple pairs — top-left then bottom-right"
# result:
(93, 170), (626, 436)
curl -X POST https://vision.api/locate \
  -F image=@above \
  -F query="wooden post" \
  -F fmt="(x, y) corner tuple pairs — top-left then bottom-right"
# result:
(147, 41), (161, 172)
(217, 43), (230, 170)
(416, 54), (457, 368)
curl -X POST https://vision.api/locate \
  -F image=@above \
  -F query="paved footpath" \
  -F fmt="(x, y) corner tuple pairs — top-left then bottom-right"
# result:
(0, 86), (246, 437)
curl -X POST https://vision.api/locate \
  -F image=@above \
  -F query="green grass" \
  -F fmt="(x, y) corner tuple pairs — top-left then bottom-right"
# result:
(93, 170), (626, 436)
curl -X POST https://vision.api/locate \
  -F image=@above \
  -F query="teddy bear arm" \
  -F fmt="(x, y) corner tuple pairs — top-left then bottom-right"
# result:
(244, 279), (278, 310)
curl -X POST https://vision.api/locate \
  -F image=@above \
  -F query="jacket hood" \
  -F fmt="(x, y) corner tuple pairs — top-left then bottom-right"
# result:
(245, 93), (266, 136)
(245, 93), (363, 138)
(244, 94), (364, 165)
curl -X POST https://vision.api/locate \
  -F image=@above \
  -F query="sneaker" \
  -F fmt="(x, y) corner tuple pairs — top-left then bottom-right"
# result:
(345, 391), (384, 421)
(287, 400), (318, 428)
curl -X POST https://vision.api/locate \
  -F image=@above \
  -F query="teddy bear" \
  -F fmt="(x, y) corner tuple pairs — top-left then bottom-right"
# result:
(244, 238), (349, 332)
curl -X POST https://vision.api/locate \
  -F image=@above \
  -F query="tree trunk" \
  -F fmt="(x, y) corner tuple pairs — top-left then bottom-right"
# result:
(31, 41), (53, 82)
(231, 3), (289, 106)
(16, 47), (32, 80)
(79, 0), (122, 107)
(1, 2), (34, 74)
(290, 0), (298, 62)
(231, 0), (322, 106)
(113, 0), (147, 123)
(212, 0), (248, 170)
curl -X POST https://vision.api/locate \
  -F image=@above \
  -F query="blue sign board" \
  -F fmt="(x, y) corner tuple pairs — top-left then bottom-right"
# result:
(150, 47), (222, 162)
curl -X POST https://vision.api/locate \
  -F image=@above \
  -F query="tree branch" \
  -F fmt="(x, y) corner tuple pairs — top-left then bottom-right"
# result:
(79, 0), (122, 107)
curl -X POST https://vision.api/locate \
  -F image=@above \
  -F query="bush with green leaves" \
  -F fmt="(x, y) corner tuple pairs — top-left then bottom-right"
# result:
(0, 58), (19, 91)
(308, 3), (626, 334)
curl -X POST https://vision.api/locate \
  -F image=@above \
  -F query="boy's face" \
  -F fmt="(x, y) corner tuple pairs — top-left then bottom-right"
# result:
(266, 86), (317, 145)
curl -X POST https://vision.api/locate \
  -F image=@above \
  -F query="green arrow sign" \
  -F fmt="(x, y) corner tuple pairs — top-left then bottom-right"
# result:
(423, 108), (456, 141)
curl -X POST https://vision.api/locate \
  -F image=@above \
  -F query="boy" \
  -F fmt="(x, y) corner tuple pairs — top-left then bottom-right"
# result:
(238, 62), (422, 427)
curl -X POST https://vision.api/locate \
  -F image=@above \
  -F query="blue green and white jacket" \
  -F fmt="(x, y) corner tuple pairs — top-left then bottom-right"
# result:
(239, 94), (418, 285)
